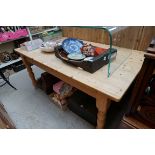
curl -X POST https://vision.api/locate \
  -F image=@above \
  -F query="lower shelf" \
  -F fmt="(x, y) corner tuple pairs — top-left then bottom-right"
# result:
(67, 90), (97, 126)
(12, 62), (25, 72)
(0, 58), (22, 69)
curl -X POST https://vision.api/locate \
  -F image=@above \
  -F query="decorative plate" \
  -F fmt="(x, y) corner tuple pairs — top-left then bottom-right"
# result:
(67, 53), (86, 61)
(62, 38), (84, 54)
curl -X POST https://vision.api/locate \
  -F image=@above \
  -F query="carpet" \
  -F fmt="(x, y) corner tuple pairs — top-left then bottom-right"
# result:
(0, 66), (93, 129)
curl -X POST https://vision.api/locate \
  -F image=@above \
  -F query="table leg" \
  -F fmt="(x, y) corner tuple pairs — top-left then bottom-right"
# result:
(21, 56), (37, 87)
(96, 94), (110, 129)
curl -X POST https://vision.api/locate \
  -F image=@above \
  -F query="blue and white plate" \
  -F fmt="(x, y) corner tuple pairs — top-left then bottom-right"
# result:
(62, 38), (84, 54)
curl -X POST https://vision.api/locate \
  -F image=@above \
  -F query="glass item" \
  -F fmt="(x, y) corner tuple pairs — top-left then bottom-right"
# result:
(78, 26), (113, 77)
(77, 26), (132, 77)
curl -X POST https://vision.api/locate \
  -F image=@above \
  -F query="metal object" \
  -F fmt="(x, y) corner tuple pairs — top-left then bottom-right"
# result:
(0, 69), (17, 90)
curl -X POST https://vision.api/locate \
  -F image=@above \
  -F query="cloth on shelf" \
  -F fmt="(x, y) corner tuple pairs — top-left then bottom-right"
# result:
(53, 81), (75, 99)
(53, 81), (64, 95)
(50, 81), (76, 110)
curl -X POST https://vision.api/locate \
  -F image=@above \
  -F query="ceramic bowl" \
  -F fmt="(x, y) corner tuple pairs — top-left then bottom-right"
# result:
(40, 41), (56, 53)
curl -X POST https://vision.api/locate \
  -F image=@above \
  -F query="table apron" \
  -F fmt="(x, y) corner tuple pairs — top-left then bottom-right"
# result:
(24, 56), (114, 101)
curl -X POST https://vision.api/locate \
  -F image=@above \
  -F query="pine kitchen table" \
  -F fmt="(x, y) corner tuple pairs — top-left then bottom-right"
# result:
(15, 41), (145, 129)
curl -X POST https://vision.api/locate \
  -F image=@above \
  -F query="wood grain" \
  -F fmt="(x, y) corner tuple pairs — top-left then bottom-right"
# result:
(137, 26), (155, 51)
(62, 26), (155, 51)
(15, 41), (144, 102)
(62, 26), (143, 50)
(96, 94), (110, 128)
(123, 116), (150, 129)
(62, 27), (105, 44)
(126, 38), (155, 128)
(15, 39), (144, 128)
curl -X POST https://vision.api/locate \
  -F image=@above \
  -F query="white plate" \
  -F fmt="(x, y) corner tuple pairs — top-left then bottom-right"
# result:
(67, 53), (86, 60)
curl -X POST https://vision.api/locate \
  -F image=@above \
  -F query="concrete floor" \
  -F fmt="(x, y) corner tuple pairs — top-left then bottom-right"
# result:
(0, 66), (93, 129)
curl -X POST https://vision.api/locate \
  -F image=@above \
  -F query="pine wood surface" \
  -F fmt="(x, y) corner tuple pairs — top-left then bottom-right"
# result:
(15, 40), (144, 102)
(15, 39), (145, 128)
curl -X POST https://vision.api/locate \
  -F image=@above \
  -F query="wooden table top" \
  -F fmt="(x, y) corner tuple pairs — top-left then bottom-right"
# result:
(15, 41), (145, 102)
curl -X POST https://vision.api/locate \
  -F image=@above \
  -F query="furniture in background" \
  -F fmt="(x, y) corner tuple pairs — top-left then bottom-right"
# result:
(0, 102), (16, 129)
(0, 27), (60, 67)
(0, 68), (17, 89)
(125, 37), (155, 128)
(15, 39), (144, 128)
(0, 26), (61, 89)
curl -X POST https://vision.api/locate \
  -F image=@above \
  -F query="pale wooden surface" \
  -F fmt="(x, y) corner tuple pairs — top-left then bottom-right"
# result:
(15, 40), (145, 128)
(15, 41), (144, 102)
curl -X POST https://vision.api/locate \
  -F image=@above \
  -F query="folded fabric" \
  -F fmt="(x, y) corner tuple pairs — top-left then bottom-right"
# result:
(53, 81), (64, 94)
(53, 81), (76, 100)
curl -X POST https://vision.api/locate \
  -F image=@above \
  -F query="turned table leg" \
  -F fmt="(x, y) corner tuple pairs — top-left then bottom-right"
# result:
(96, 94), (110, 129)
(21, 56), (37, 87)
